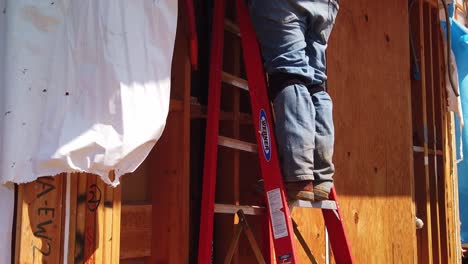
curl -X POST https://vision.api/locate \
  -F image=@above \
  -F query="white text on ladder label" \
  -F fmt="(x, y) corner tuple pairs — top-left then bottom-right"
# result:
(267, 188), (288, 239)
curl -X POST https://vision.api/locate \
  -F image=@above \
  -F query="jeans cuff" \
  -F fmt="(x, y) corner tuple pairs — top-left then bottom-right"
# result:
(283, 174), (314, 182)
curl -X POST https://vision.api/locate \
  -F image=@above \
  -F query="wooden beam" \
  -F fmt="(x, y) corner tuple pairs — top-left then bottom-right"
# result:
(149, 1), (190, 261)
(431, 7), (450, 263)
(111, 176), (122, 264)
(423, 4), (442, 262)
(68, 173), (78, 264)
(66, 173), (121, 264)
(15, 174), (66, 264)
(120, 204), (151, 259)
(84, 174), (97, 263)
(170, 99), (184, 112)
(419, 7), (434, 258)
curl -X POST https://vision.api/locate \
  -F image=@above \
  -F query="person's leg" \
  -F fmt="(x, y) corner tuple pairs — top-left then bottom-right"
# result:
(249, 0), (315, 82)
(249, 0), (316, 200)
(301, 0), (339, 199)
(272, 81), (315, 182)
(300, 0), (340, 84)
(311, 90), (335, 200)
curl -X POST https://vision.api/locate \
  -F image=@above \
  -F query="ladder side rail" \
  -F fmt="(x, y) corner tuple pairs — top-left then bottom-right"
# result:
(322, 188), (355, 263)
(236, 1), (298, 263)
(198, 0), (226, 263)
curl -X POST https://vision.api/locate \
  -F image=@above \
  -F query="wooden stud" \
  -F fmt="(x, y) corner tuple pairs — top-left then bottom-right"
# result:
(14, 183), (23, 264)
(170, 99), (185, 112)
(15, 174), (66, 264)
(94, 175), (105, 263)
(419, 6), (434, 261)
(149, 1), (190, 261)
(84, 174), (97, 264)
(68, 173), (79, 264)
(431, 7), (450, 263)
(423, 4), (442, 262)
(119, 204), (152, 259)
(111, 179), (122, 264)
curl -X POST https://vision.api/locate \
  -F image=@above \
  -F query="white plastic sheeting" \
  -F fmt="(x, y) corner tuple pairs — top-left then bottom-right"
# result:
(0, 0), (14, 262)
(1, 0), (177, 185)
(0, 0), (177, 261)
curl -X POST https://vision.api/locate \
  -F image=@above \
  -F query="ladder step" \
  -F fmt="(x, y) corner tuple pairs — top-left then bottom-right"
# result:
(224, 19), (240, 36)
(289, 200), (338, 210)
(214, 200), (337, 216)
(218, 136), (257, 153)
(214, 204), (266, 215)
(222, 72), (249, 91)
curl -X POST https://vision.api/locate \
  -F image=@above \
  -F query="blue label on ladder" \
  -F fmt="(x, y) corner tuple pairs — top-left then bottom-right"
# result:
(259, 109), (271, 161)
(278, 253), (292, 263)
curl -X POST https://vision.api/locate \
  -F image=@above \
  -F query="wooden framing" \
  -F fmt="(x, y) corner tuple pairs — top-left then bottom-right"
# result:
(410, 0), (462, 263)
(15, 173), (121, 264)
(411, 2), (434, 263)
(325, 0), (416, 262)
(119, 0), (462, 262)
(15, 174), (66, 264)
(118, 0), (192, 262)
(115, 0), (192, 262)
(14, 1), (190, 263)
(119, 205), (151, 260)
(13, 0), (464, 263)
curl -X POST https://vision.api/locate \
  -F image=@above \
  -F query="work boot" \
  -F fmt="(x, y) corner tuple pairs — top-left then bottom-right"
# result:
(312, 181), (333, 201)
(255, 179), (332, 202)
(255, 179), (315, 201)
(284, 181), (315, 202)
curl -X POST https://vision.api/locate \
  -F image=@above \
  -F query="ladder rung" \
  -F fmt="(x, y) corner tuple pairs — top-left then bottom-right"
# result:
(289, 200), (338, 210)
(224, 19), (240, 36)
(218, 136), (257, 153)
(214, 204), (266, 215)
(222, 72), (249, 91)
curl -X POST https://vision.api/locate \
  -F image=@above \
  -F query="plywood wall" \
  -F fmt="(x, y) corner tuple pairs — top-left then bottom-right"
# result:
(280, 0), (417, 262)
(327, 0), (416, 262)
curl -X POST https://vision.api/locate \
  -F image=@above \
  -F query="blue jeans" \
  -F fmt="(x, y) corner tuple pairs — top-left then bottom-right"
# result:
(250, 0), (338, 182)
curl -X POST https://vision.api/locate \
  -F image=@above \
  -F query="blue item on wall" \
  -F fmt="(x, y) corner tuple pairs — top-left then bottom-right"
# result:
(450, 18), (468, 243)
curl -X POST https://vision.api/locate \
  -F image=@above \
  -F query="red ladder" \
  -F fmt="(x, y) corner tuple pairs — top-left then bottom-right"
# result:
(197, 0), (355, 263)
